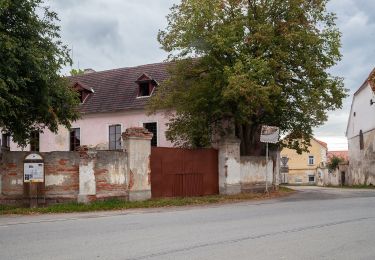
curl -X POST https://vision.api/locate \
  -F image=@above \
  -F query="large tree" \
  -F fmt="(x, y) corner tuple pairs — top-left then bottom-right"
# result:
(150, 0), (347, 155)
(0, 0), (79, 146)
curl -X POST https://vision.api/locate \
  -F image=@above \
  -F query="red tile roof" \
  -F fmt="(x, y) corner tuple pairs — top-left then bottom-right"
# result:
(314, 138), (327, 149)
(354, 67), (375, 96)
(369, 68), (375, 92)
(327, 151), (349, 162)
(68, 62), (171, 114)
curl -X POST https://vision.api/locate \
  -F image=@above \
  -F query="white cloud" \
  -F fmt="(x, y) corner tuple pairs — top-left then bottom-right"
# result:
(46, 0), (179, 74)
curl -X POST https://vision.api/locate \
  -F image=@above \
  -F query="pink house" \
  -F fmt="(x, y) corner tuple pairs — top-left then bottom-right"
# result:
(7, 62), (174, 152)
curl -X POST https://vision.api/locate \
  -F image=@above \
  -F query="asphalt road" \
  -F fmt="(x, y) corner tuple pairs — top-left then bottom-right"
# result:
(1, 186), (375, 260)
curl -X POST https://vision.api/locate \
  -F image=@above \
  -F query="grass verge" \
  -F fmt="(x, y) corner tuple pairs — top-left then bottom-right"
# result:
(0, 187), (295, 215)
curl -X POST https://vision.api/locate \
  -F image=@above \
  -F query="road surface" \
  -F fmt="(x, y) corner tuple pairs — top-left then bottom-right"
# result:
(1, 186), (375, 260)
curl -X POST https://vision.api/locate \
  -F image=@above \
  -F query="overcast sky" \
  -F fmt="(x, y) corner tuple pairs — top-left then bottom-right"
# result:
(47, 0), (375, 151)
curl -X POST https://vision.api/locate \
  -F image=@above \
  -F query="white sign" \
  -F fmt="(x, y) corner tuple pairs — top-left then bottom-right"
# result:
(24, 162), (44, 183)
(260, 125), (280, 144)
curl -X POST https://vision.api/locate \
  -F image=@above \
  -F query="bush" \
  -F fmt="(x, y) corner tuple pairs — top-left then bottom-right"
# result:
(327, 156), (344, 172)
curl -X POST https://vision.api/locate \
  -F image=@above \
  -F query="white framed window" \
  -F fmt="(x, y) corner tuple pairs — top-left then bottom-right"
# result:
(109, 124), (122, 150)
(308, 155), (315, 165)
(308, 175), (315, 183)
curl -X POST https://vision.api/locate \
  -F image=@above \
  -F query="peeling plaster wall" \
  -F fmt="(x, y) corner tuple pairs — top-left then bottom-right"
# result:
(348, 129), (375, 185)
(44, 152), (80, 200)
(0, 149), (130, 204)
(218, 139), (241, 194)
(45, 174), (68, 186)
(79, 160), (96, 196)
(126, 139), (151, 192)
(0, 152), (80, 202)
(95, 151), (128, 198)
(240, 156), (273, 191)
(1, 152), (30, 198)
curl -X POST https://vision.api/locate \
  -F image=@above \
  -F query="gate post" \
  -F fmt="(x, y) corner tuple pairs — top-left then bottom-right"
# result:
(78, 146), (97, 204)
(122, 127), (153, 201)
(218, 137), (241, 195)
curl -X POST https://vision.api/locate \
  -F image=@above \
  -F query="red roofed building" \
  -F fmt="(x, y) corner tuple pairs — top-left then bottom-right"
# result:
(327, 151), (349, 162)
(281, 138), (328, 185)
(6, 62), (175, 152)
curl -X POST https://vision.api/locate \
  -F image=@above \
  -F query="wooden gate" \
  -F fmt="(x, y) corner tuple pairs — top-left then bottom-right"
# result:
(150, 147), (218, 198)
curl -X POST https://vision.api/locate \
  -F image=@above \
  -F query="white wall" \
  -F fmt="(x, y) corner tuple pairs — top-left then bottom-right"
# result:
(347, 83), (375, 139)
(9, 110), (173, 152)
(240, 157), (273, 186)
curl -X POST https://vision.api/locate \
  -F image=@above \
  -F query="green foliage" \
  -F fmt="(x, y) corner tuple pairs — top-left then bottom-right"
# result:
(150, 0), (347, 154)
(327, 155), (344, 171)
(70, 68), (84, 76)
(0, 0), (80, 146)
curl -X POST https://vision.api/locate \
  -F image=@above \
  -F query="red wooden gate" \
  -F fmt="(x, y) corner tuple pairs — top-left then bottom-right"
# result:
(150, 147), (218, 198)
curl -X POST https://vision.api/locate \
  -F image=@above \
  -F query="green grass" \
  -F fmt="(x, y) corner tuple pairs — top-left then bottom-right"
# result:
(278, 186), (296, 192)
(0, 188), (295, 215)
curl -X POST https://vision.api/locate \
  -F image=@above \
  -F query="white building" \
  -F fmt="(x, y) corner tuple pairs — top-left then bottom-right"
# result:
(346, 68), (375, 185)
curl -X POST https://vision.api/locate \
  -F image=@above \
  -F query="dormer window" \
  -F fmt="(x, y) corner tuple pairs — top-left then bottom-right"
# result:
(79, 90), (84, 103)
(136, 73), (157, 98)
(139, 82), (151, 97)
(73, 82), (94, 104)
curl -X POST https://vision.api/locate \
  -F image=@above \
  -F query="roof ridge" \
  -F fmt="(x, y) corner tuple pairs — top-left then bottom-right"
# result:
(353, 67), (375, 96)
(68, 60), (172, 79)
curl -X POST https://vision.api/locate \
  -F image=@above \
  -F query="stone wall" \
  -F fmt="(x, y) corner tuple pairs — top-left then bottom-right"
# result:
(218, 137), (278, 194)
(348, 128), (375, 185)
(240, 156), (273, 192)
(317, 163), (348, 187)
(0, 151), (80, 204)
(0, 127), (152, 205)
(95, 151), (128, 199)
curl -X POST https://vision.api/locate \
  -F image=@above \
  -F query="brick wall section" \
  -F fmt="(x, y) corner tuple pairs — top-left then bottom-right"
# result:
(0, 127), (154, 204)
(0, 150), (129, 204)
(94, 151), (128, 199)
(44, 152), (79, 202)
(1, 152), (25, 199)
(0, 151), (80, 204)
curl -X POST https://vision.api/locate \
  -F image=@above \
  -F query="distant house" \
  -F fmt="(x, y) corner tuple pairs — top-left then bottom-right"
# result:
(327, 151), (349, 163)
(280, 138), (328, 185)
(346, 68), (375, 185)
(3, 62), (174, 152)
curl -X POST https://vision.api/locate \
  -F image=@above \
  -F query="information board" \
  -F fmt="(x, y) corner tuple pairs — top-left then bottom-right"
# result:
(24, 162), (44, 183)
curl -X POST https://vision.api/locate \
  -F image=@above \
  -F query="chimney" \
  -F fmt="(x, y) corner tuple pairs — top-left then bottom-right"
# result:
(84, 68), (96, 74)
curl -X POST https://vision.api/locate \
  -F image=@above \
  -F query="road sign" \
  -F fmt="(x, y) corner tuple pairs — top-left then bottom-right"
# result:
(260, 125), (280, 144)
(259, 125), (280, 193)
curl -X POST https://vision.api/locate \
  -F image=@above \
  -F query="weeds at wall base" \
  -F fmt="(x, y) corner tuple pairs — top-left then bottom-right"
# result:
(0, 187), (295, 215)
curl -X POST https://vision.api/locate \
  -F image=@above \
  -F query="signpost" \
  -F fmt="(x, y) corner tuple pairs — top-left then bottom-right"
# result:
(23, 153), (44, 208)
(260, 125), (280, 193)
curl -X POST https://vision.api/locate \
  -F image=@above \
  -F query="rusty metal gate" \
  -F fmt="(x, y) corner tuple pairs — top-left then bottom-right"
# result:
(150, 147), (218, 198)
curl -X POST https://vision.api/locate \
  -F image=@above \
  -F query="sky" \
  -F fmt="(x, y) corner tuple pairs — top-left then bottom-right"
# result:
(46, 0), (375, 151)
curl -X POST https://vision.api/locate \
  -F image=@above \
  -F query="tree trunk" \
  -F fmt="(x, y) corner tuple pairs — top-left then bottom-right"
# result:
(235, 122), (264, 156)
